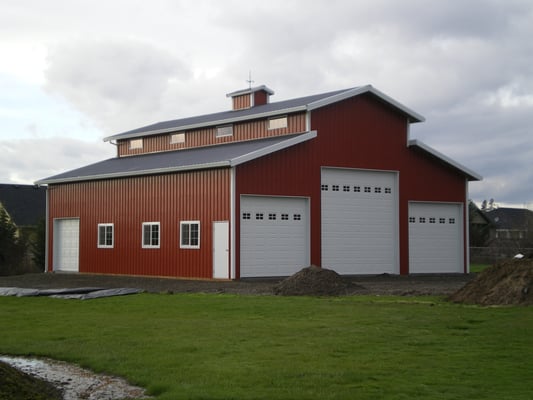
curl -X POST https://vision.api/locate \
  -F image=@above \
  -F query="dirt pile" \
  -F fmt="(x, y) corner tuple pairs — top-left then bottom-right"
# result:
(0, 361), (62, 400)
(274, 265), (361, 296)
(449, 258), (533, 306)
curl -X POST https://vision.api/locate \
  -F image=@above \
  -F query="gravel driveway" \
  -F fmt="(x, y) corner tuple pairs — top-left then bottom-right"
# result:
(0, 272), (472, 296)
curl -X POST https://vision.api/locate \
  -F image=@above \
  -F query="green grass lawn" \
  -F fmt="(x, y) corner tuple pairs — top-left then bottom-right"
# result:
(470, 263), (492, 273)
(1, 293), (532, 400)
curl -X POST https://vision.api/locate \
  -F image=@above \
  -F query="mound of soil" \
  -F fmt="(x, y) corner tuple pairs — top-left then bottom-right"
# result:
(449, 258), (533, 306)
(0, 361), (62, 400)
(274, 265), (360, 296)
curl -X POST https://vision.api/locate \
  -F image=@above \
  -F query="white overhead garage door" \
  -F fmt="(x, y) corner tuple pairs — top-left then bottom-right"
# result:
(54, 218), (80, 272)
(321, 168), (398, 274)
(240, 196), (309, 278)
(408, 202), (463, 273)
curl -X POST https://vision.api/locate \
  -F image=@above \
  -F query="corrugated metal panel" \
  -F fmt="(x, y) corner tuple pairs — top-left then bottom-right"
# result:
(233, 94), (251, 110)
(235, 94), (468, 277)
(117, 113), (307, 156)
(47, 168), (230, 278)
(253, 91), (268, 106)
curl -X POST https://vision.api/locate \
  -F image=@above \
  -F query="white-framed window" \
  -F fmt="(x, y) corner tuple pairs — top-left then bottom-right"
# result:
(129, 138), (143, 149)
(180, 221), (200, 249)
(216, 125), (233, 138)
(170, 133), (185, 144)
(97, 223), (114, 248)
(142, 222), (160, 248)
(267, 116), (288, 130)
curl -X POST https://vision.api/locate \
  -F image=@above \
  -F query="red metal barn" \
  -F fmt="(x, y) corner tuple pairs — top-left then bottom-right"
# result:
(37, 85), (481, 279)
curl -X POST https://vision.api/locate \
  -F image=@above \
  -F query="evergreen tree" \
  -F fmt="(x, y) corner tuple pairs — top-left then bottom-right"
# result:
(31, 218), (46, 270)
(0, 207), (26, 275)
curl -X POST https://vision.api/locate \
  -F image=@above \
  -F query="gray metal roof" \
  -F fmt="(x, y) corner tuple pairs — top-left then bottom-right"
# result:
(483, 207), (533, 230)
(37, 132), (316, 184)
(104, 85), (425, 142)
(408, 139), (482, 181)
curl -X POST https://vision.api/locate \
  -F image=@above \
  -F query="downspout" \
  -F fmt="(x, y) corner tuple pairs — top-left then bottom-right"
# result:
(44, 185), (49, 273)
(230, 167), (236, 279)
(465, 179), (470, 273)
(109, 140), (118, 157)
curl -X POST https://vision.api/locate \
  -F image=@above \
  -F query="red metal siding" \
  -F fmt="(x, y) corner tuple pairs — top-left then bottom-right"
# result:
(232, 94), (251, 110)
(253, 91), (268, 106)
(118, 113), (307, 156)
(47, 168), (230, 278)
(235, 94), (467, 276)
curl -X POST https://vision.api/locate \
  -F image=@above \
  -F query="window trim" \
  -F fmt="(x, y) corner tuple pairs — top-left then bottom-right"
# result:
(216, 125), (233, 138)
(97, 223), (114, 248)
(267, 116), (288, 130)
(180, 220), (200, 249)
(142, 222), (160, 249)
(170, 132), (185, 144)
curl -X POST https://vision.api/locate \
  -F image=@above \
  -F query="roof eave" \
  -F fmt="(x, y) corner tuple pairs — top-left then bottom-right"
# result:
(35, 161), (232, 185)
(230, 130), (317, 166)
(408, 139), (482, 181)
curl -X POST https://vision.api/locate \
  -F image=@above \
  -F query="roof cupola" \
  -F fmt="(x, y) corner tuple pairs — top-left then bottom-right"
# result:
(226, 85), (274, 110)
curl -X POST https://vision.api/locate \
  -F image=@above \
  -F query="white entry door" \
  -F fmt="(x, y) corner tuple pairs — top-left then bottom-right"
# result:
(213, 221), (230, 279)
(54, 218), (80, 272)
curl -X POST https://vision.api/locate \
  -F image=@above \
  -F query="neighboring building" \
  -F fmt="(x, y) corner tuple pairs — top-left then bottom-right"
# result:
(484, 207), (533, 244)
(37, 84), (481, 279)
(468, 200), (491, 247)
(0, 184), (46, 236)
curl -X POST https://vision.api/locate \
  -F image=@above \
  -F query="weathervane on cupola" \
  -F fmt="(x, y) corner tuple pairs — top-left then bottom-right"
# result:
(246, 70), (254, 89)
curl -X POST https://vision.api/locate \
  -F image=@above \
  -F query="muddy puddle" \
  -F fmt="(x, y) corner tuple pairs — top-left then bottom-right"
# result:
(0, 355), (151, 400)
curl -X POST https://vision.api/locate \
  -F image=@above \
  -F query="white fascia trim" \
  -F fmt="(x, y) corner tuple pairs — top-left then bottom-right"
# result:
(229, 130), (317, 167)
(103, 106), (307, 142)
(307, 85), (425, 123)
(226, 85), (275, 97)
(408, 139), (482, 181)
(35, 161), (231, 185)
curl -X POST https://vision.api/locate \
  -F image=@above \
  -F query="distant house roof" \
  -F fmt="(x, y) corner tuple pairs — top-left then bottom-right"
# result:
(0, 184), (46, 227)
(104, 85), (425, 142)
(483, 208), (533, 230)
(37, 131), (317, 185)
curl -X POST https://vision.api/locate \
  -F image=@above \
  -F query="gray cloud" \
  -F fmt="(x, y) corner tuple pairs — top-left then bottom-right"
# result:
(44, 38), (191, 133)
(1, 0), (532, 207)
(0, 138), (114, 184)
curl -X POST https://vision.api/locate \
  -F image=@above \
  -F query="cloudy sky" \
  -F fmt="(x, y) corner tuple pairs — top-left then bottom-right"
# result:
(1, 0), (532, 207)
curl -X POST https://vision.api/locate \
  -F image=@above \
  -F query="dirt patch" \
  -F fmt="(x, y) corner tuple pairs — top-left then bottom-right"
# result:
(0, 356), (151, 400)
(273, 266), (365, 296)
(0, 361), (62, 400)
(448, 258), (533, 306)
(0, 270), (472, 297)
